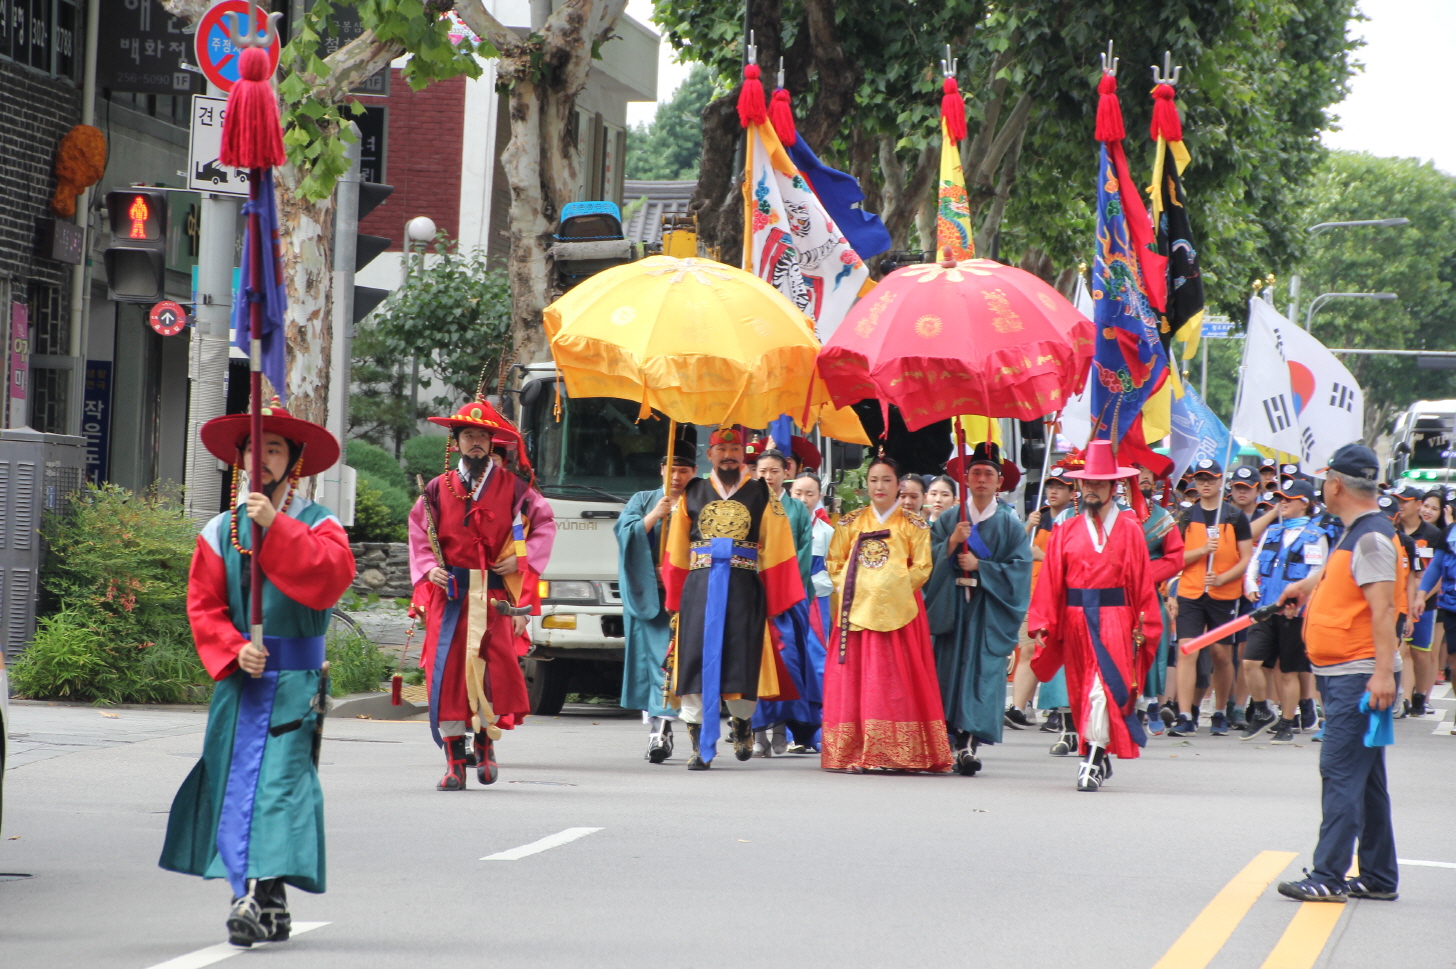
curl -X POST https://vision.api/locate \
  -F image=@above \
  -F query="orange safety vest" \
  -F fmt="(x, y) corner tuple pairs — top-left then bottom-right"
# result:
(1304, 512), (1396, 666)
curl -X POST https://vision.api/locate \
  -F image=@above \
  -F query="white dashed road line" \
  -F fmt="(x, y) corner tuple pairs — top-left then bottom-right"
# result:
(481, 827), (603, 861)
(144, 922), (329, 969)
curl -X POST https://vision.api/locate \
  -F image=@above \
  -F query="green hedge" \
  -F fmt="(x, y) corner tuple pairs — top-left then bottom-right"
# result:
(403, 434), (449, 482)
(346, 439), (409, 493)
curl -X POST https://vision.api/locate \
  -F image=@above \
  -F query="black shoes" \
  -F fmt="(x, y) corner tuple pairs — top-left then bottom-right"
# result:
(1269, 720), (1296, 744)
(646, 719), (674, 763)
(1278, 870), (1346, 903)
(1410, 693), (1428, 717)
(1345, 876), (1398, 900)
(953, 730), (981, 776)
(729, 716), (754, 761)
(227, 892), (266, 947)
(475, 732), (499, 785)
(228, 878), (290, 947)
(1240, 707), (1278, 740)
(1039, 710), (1062, 733)
(1004, 706), (1032, 728)
(1049, 720), (1079, 756)
(686, 722), (709, 770)
(437, 736), (468, 791)
(1076, 746), (1107, 792)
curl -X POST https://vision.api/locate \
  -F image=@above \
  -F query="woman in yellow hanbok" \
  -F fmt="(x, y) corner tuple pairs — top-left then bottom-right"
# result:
(822, 456), (953, 772)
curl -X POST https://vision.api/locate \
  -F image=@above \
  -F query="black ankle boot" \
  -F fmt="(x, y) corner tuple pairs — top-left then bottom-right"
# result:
(437, 736), (467, 791)
(729, 716), (754, 761)
(475, 731), (498, 785)
(255, 878), (291, 942)
(227, 881), (267, 948)
(686, 722), (709, 770)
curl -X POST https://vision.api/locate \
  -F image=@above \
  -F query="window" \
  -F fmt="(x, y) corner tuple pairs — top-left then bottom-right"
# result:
(0, 0), (83, 81)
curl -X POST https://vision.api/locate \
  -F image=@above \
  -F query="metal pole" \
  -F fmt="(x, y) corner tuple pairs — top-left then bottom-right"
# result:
(65, 0), (100, 437)
(185, 83), (242, 524)
(1287, 273), (1301, 327)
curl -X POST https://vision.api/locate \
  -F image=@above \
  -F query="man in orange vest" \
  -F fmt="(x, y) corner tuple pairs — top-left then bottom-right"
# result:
(1274, 444), (1401, 903)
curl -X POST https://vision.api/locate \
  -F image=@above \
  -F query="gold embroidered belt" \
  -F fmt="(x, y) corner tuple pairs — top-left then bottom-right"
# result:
(689, 539), (760, 571)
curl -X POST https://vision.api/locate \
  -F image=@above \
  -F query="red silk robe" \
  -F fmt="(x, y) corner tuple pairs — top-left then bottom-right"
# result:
(1028, 509), (1162, 759)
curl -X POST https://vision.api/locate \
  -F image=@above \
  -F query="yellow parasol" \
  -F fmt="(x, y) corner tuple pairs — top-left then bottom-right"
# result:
(543, 255), (833, 429)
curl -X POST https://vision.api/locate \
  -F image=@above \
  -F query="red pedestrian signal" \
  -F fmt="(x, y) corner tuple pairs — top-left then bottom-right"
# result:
(103, 189), (169, 301)
(107, 189), (165, 243)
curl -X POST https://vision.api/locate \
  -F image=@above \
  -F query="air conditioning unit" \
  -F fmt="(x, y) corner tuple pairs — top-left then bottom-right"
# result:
(0, 429), (87, 662)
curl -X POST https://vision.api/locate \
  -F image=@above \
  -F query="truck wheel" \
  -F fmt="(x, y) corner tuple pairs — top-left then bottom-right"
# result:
(525, 657), (574, 716)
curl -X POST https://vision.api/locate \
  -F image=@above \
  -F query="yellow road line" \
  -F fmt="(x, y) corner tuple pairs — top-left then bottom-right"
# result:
(1152, 850), (1298, 969)
(1257, 902), (1345, 969)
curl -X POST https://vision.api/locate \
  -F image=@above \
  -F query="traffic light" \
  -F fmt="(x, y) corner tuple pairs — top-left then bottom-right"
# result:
(351, 181), (393, 322)
(103, 189), (169, 302)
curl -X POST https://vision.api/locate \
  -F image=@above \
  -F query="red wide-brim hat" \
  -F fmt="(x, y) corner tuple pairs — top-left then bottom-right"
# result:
(427, 399), (525, 451)
(1067, 440), (1138, 481)
(200, 405), (340, 477)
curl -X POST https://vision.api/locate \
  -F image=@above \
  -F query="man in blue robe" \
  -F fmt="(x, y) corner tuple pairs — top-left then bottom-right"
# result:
(926, 444), (1033, 775)
(616, 448), (698, 762)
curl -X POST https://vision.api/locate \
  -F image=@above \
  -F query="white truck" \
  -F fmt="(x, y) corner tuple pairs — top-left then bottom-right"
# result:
(506, 361), (712, 713)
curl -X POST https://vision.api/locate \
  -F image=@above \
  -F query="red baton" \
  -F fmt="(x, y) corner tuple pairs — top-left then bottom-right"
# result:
(1180, 603), (1280, 655)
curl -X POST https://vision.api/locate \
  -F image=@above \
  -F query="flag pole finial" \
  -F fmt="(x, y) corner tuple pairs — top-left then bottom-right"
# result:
(1100, 40), (1118, 77)
(746, 30), (757, 64)
(1151, 51), (1181, 87)
(940, 44), (957, 78)
(223, 0), (281, 49)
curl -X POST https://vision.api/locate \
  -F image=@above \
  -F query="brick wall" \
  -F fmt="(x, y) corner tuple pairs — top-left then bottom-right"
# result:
(0, 61), (82, 292)
(358, 70), (465, 249)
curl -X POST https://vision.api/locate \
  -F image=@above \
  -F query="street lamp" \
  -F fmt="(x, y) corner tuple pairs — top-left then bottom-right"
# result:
(402, 215), (436, 437)
(1289, 217), (1409, 324)
(1305, 291), (1399, 333)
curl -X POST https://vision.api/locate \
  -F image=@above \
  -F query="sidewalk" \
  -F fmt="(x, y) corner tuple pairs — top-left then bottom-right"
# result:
(5, 704), (208, 769)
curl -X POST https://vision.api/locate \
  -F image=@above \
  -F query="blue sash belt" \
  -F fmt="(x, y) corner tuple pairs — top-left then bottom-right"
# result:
(427, 566), (472, 747)
(1065, 587), (1147, 748)
(699, 539), (757, 762)
(261, 635), (326, 671)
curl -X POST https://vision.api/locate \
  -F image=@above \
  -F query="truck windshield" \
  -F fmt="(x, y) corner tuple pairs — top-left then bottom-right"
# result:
(521, 388), (715, 501)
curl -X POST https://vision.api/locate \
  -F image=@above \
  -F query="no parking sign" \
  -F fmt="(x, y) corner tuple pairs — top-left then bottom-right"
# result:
(194, 1), (282, 93)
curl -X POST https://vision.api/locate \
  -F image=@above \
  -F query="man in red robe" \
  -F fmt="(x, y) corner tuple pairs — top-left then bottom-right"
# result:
(1028, 441), (1162, 792)
(408, 399), (554, 791)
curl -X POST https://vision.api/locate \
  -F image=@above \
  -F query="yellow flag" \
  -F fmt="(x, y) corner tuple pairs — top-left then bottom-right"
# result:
(935, 120), (974, 260)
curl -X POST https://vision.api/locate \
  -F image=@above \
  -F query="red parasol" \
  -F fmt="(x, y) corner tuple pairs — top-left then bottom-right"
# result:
(817, 256), (1094, 430)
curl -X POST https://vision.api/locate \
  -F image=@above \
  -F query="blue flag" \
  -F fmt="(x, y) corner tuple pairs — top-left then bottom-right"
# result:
(232, 170), (288, 402)
(1089, 143), (1168, 444)
(1169, 385), (1232, 483)
(784, 138), (892, 261)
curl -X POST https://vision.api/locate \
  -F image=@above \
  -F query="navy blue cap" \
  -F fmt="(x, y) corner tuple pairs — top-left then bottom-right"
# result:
(1044, 466), (1076, 486)
(1322, 443), (1379, 481)
(1230, 466), (1259, 485)
(1191, 458), (1223, 478)
(1393, 483), (1426, 501)
(1275, 478), (1315, 503)
(1259, 457), (1278, 469)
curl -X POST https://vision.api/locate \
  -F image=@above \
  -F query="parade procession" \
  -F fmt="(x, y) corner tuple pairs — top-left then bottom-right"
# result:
(4, 2), (1455, 967)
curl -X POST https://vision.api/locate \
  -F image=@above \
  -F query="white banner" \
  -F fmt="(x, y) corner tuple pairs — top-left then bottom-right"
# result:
(1234, 299), (1364, 475)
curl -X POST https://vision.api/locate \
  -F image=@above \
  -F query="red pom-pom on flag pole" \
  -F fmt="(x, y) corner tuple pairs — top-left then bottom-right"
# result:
(941, 77), (967, 141)
(219, 46), (286, 170)
(1094, 73), (1126, 143)
(768, 87), (797, 145)
(1149, 83), (1183, 143)
(738, 63), (768, 128)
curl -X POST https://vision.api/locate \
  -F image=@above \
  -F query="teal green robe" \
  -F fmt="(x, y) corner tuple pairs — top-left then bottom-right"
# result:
(160, 497), (354, 896)
(616, 488), (676, 718)
(780, 486), (813, 593)
(925, 501), (1033, 744)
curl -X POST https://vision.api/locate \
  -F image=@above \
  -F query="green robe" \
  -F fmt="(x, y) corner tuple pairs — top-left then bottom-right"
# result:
(781, 486), (814, 593)
(925, 501), (1033, 744)
(615, 488), (675, 717)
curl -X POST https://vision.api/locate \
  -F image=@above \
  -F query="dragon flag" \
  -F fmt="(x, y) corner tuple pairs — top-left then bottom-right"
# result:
(936, 76), (975, 260)
(1088, 71), (1171, 472)
(739, 63), (868, 341)
(1148, 80), (1206, 361)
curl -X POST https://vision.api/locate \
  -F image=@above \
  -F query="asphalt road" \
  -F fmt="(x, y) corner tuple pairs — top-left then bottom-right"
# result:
(3, 690), (1453, 969)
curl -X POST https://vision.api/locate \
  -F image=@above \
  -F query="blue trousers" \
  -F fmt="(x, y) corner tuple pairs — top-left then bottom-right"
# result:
(1311, 672), (1400, 890)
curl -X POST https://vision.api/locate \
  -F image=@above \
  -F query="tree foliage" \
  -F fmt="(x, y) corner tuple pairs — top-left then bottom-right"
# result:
(626, 63), (715, 180)
(653, 0), (1358, 314)
(367, 233), (514, 410)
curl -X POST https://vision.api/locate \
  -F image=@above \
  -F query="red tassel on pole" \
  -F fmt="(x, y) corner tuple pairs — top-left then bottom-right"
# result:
(941, 77), (967, 141)
(768, 88), (797, 145)
(1094, 73), (1125, 143)
(1149, 83), (1183, 142)
(738, 64), (768, 128)
(220, 46), (286, 170)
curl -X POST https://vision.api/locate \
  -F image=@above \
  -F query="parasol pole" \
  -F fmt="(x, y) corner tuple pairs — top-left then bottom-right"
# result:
(660, 417), (676, 567)
(1032, 410), (1060, 517)
(953, 415), (971, 601)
